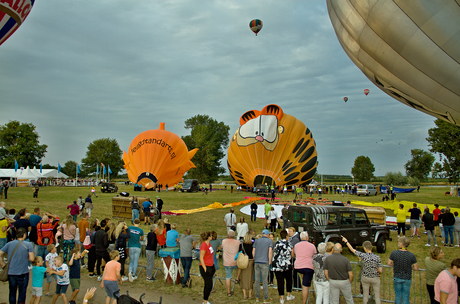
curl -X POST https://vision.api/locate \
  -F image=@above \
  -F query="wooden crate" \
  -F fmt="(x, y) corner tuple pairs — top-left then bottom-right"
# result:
(112, 196), (151, 221)
(355, 205), (387, 225)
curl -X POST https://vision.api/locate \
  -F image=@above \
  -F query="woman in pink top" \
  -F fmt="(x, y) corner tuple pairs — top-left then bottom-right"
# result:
(293, 231), (317, 304)
(62, 215), (77, 263)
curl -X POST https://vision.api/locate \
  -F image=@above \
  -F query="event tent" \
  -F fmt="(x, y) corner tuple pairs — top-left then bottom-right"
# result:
(0, 167), (68, 179)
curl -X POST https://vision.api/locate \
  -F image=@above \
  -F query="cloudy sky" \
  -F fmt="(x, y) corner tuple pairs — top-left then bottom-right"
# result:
(0, 0), (436, 176)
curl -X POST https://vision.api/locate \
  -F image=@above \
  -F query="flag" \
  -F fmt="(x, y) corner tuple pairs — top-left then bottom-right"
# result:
(58, 163), (61, 173)
(103, 165), (106, 175)
(77, 164), (80, 174)
(97, 164), (99, 175)
(14, 159), (18, 172)
(108, 165), (112, 174)
(40, 162), (42, 173)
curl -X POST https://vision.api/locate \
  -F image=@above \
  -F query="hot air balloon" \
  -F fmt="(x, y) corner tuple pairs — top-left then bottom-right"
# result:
(227, 104), (317, 189)
(249, 19), (263, 36)
(123, 123), (198, 189)
(364, 89), (369, 96)
(343, 97), (348, 102)
(327, 0), (460, 125)
(0, 0), (36, 46)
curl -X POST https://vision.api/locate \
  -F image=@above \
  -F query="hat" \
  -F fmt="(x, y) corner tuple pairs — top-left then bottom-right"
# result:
(262, 229), (270, 235)
(441, 208), (445, 213)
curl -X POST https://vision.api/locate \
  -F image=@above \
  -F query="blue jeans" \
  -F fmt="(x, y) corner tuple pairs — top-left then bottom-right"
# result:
(444, 225), (454, 245)
(72, 215), (77, 222)
(132, 209), (139, 223)
(36, 245), (48, 261)
(181, 257), (192, 285)
(0, 237), (6, 249)
(9, 272), (29, 304)
(254, 263), (270, 300)
(251, 210), (257, 222)
(128, 247), (141, 276)
(393, 277), (411, 304)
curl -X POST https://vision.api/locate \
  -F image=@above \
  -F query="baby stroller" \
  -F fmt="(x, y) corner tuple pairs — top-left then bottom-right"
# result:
(115, 290), (162, 304)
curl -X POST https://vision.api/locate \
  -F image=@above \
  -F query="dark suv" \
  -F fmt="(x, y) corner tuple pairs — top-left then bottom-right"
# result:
(100, 182), (118, 193)
(283, 205), (391, 253)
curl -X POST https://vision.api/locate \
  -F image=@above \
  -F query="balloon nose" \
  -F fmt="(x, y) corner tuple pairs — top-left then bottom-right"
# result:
(255, 135), (264, 142)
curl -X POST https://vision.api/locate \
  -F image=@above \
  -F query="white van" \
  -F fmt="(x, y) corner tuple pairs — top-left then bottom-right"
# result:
(357, 184), (377, 196)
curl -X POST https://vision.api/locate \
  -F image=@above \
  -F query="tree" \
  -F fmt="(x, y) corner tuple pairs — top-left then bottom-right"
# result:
(351, 156), (375, 181)
(182, 115), (230, 183)
(383, 172), (406, 186)
(404, 149), (435, 181)
(426, 119), (460, 183)
(431, 162), (445, 179)
(61, 160), (77, 177)
(81, 138), (123, 177)
(0, 121), (47, 168)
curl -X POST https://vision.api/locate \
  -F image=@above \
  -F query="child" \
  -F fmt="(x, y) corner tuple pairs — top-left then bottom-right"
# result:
(45, 244), (58, 296)
(30, 256), (49, 304)
(68, 248), (88, 304)
(49, 256), (70, 304)
(101, 250), (122, 304)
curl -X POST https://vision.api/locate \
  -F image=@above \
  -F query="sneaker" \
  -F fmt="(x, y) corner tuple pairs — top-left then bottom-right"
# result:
(146, 277), (156, 281)
(69, 301), (76, 304)
(286, 295), (295, 301)
(425, 244), (431, 247)
(88, 273), (96, 278)
(455, 245), (460, 247)
(263, 299), (272, 304)
(97, 276), (102, 281)
(122, 276), (129, 282)
(449, 244), (454, 247)
(81, 265), (87, 269)
(133, 275), (138, 280)
(280, 300), (285, 304)
(128, 272), (134, 282)
(256, 299), (260, 303)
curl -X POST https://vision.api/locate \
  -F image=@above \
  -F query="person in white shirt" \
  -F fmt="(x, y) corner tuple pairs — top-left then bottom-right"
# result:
(236, 217), (249, 241)
(224, 209), (237, 234)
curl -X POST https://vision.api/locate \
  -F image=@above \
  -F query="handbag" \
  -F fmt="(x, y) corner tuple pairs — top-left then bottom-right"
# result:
(236, 244), (249, 270)
(0, 241), (24, 282)
(83, 230), (93, 249)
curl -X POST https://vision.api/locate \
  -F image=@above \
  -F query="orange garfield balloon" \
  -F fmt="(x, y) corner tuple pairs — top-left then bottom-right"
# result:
(123, 123), (198, 189)
(227, 104), (317, 188)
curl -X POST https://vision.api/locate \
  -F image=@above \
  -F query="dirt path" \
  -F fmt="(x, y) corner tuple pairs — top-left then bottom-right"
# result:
(0, 276), (205, 304)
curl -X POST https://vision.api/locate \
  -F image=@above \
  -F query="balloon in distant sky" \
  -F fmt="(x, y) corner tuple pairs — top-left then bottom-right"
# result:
(249, 19), (263, 36)
(343, 97), (348, 102)
(123, 123), (198, 189)
(327, 0), (460, 125)
(0, 0), (36, 46)
(364, 89), (369, 96)
(227, 104), (317, 188)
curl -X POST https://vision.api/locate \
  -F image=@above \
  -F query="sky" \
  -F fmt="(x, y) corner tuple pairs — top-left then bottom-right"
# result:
(0, 0), (437, 176)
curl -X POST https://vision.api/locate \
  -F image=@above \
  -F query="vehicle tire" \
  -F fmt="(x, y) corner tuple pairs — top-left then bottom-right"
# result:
(376, 236), (386, 253)
(375, 192), (377, 196)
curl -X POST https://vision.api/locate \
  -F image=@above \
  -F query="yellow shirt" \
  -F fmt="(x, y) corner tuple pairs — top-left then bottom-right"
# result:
(394, 209), (407, 223)
(0, 219), (8, 239)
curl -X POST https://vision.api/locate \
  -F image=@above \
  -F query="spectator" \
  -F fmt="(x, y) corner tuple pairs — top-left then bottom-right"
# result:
(293, 231), (316, 304)
(87, 219), (100, 277)
(36, 214), (60, 260)
(224, 208), (237, 234)
(130, 197), (140, 224)
(312, 243), (329, 304)
(106, 222), (117, 252)
(239, 231), (255, 300)
(128, 219), (144, 282)
(423, 207), (437, 247)
(68, 248), (87, 304)
(29, 207), (42, 253)
(264, 200), (271, 229)
(454, 211), (460, 247)
(94, 219), (110, 281)
(30, 256), (49, 304)
(0, 214), (9, 249)
(78, 213), (90, 267)
(90, 187), (97, 197)
(142, 198), (152, 225)
(387, 236), (418, 304)
(166, 223), (179, 247)
(146, 224), (158, 282)
(62, 216), (77, 263)
(250, 201), (258, 222)
(222, 230), (240, 297)
(209, 231), (221, 272)
(343, 237), (382, 304)
(67, 201), (80, 222)
(45, 244), (59, 296)
(434, 259), (460, 304)
(272, 229), (295, 304)
(0, 227), (35, 304)
(324, 243), (354, 304)
(180, 228), (195, 288)
(268, 207), (279, 233)
(442, 207), (455, 247)
(115, 221), (130, 282)
(236, 216), (248, 241)
(394, 204), (407, 237)
(408, 203), (422, 238)
(252, 229), (273, 303)
(84, 195), (93, 218)
(164, 217), (171, 231)
(433, 204), (441, 237)
(425, 247), (446, 304)
(13, 208), (31, 240)
(156, 196), (163, 219)
(100, 250), (122, 304)
(155, 219), (167, 249)
(199, 231), (215, 304)
(76, 196), (84, 215)
(49, 255), (70, 304)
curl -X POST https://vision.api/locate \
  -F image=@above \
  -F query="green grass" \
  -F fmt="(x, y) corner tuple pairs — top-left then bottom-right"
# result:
(2, 184), (459, 303)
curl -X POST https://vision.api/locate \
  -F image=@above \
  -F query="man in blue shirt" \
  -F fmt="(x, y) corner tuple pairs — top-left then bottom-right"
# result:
(142, 199), (153, 225)
(28, 207), (42, 254)
(128, 219), (144, 282)
(253, 229), (273, 303)
(0, 227), (35, 304)
(166, 223), (179, 247)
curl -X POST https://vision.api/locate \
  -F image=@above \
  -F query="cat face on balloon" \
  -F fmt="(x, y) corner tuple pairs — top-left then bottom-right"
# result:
(232, 104), (284, 151)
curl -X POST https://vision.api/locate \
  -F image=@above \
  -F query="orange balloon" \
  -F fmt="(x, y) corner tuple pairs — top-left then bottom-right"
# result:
(227, 104), (317, 188)
(123, 123), (198, 189)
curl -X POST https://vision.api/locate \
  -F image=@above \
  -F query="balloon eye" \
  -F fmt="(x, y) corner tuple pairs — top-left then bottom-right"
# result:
(255, 131), (258, 135)
(261, 133), (264, 136)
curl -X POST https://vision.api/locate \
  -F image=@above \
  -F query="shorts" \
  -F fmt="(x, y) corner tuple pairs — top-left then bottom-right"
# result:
(143, 209), (150, 217)
(31, 286), (43, 297)
(70, 278), (80, 291)
(47, 273), (57, 283)
(410, 219), (421, 228)
(434, 220), (439, 227)
(55, 284), (69, 295)
(296, 268), (314, 287)
(104, 280), (120, 298)
(75, 239), (81, 245)
(224, 265), (238, 279)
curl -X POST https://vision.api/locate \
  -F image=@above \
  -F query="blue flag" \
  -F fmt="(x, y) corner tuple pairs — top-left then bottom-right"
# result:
(58, 163), (61, 173)
(40, 162), (42, 173)
(103, 165), (106, 175)
(14, 159), (18, 172)
(108, 165), (112, 174)
(97, 164), (99, 175)
(77, 164), (80, 174)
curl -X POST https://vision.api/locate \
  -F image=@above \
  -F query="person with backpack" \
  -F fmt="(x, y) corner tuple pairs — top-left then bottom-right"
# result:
(131, 197), (140, 224)
(36, 213), (60, 260)
(115, 221), (130, 282)
(87, 219), (100, 277)
(94, 219), (111, 281)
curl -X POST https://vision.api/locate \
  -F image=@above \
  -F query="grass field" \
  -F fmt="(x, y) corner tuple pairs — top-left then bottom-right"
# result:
(1, 184), (459, 303)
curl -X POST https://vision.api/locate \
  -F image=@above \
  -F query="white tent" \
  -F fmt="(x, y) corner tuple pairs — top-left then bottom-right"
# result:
(0, 168), (68, 179)
(17, 166), (41, 179)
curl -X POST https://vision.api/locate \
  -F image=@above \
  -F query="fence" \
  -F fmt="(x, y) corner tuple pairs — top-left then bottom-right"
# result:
(127, 237), (428, 304)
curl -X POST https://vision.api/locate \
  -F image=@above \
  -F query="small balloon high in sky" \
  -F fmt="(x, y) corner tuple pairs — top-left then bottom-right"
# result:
(249, 19), (263, 36)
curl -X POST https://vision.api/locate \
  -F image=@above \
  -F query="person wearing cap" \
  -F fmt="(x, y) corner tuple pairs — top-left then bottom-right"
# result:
(156, 196), (163, 219)
(253, 229), (273, 303)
